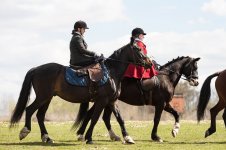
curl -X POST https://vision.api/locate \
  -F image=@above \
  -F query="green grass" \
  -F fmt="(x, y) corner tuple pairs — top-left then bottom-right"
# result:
(0, 120), (226, 150)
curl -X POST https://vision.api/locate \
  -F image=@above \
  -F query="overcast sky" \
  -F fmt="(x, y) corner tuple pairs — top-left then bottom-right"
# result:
(1, 0), (226, 102)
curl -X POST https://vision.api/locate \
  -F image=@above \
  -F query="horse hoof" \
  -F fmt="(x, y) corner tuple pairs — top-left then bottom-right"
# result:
(109, 129), (121, 141)
(172, 122), (180, 137)
(86, 140), (94, 144)
(19, 127), (30, 140)
(124, 136), (135, 144)
(172, 130), (177, 138)
(41, 134), (54, 143)
(77, 134), (85, 141)
(205, 128), (215, 138)
(111, 135), (121, 141)
(172, 128), (179, 137)
(152, 136), (163, 143)
(154, 138), (163, 143)
(205, 130), (210, 138)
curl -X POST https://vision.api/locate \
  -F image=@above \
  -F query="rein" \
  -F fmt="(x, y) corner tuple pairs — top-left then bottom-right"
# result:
(155, 63), (190, 81)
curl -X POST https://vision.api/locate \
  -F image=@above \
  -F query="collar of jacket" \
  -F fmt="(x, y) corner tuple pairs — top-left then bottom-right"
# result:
(135, 37), (144, 42)
(74, 32), (84, 37)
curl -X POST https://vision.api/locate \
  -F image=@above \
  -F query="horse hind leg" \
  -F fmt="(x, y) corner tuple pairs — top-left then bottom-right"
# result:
(20, 98), (44, 140)
(36, 100), (54, 143)
(222, 108), (226, 128)
(205, 97), (225, 138)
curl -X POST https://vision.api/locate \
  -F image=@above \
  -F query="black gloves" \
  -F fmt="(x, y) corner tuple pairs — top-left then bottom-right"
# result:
(94, 54), (105, 62)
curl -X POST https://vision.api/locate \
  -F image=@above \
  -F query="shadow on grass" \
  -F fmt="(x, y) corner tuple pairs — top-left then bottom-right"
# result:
(0, 142), (78, 146)
(166, 141), (226, 145)
(133, 140), (226, 145)
(0, 140), (117, 146)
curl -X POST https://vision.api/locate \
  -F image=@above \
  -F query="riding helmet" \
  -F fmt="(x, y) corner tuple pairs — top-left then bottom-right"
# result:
(132, 28), (146, 36)
(74, 20), (89, 29)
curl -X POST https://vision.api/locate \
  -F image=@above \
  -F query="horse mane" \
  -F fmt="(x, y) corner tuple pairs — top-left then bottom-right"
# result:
(108, 44), (130, 59)
(159, 56), (190, 70)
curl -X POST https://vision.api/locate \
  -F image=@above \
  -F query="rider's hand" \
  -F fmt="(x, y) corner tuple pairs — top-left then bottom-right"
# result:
(94, 54), (104, 62)
(98, 54), (104, 62)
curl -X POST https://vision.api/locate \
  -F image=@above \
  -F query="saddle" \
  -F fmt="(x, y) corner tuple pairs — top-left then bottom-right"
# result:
(66, 63), (109, 99)
(70, 63), (103, 82)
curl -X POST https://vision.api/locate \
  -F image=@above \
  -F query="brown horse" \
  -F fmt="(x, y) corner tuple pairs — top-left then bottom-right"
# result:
(197, 70), (226, 138)
(9, 43), (151, 144)
(75, 56), (200, 143)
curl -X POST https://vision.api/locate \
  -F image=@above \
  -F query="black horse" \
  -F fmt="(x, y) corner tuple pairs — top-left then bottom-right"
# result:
(75, 56), (200, 143)
(9, 43), (151, 144)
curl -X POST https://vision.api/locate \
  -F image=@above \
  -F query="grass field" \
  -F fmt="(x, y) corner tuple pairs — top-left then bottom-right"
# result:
(0, 120), (226, 150)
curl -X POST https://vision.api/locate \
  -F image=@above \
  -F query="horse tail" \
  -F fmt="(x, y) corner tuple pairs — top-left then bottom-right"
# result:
(197, 72), (220, 122)
(72, 102), (89, 130)
(10, 68), (35, 128)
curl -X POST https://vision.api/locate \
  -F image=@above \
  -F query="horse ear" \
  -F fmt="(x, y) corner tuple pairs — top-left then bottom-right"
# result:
(194, 57), (200, 61)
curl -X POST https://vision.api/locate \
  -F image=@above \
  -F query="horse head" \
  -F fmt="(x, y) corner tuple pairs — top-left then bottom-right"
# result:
(160, 56), (200, 87)
(182, 57), (200, 86)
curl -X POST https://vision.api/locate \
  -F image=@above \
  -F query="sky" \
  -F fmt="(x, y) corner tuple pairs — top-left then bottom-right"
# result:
(1, 0), (226, 105)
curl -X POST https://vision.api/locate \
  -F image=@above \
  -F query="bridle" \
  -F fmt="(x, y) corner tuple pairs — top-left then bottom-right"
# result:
(156, 60), (198, 82)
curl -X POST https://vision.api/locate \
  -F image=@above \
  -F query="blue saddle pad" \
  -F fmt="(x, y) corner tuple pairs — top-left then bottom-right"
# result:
(65, 64), (109, 86)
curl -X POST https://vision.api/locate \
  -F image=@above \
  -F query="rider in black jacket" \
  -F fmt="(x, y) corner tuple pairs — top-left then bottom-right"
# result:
(70, 20), (97, 67)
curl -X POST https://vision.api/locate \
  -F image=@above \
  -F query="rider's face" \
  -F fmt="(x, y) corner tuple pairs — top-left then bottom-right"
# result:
(78, 28), (86, 35)
(138, 34), (144, 41)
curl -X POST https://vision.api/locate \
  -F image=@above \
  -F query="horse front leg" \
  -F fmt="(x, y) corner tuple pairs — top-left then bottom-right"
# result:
(151, 103), (164, 142)
(85, 99), (107, 144)
(109, 104), (135, 144)
(164, 104), (180, 137)
(77, 104), (95, 141)
(102, 105), (121, 142)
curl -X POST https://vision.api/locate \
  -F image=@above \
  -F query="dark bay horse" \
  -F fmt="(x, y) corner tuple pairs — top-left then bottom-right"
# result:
(197, 70), (226, 138)
(9, 43), (151, 144)
(75, 56), (200, 143)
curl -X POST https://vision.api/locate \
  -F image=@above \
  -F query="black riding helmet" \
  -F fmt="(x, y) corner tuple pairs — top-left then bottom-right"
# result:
(74, 20), (89, 29)
(132, 28), (146, 36)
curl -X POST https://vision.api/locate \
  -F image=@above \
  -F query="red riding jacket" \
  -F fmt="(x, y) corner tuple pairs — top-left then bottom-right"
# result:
(124, 40), (158, 78)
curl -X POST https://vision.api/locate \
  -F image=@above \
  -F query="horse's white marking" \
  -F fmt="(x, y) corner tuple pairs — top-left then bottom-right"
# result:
(123, 135), (135, 144)
(172, 122), (180, 137)
(77, 134), (85, 141)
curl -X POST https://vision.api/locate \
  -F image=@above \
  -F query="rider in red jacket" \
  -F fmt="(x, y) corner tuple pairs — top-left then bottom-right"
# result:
(124, 28), (158, 79)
